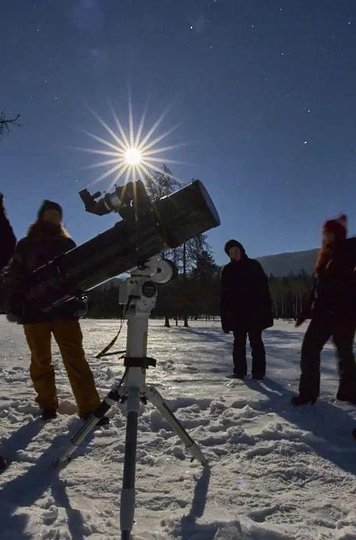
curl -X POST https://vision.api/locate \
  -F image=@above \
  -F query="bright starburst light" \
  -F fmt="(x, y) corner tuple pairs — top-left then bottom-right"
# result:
(80, 102), (183, 191)
(125, 147), (142, 166)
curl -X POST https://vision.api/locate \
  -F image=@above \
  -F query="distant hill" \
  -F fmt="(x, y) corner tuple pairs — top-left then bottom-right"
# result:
(257, 248), (318, 277)
(93, 250), (319, 282)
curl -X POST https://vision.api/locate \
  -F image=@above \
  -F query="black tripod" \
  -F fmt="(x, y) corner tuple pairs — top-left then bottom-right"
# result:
(55, 257), (208, 539)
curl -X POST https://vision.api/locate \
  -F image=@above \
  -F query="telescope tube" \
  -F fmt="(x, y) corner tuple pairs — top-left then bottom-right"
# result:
(25, 181), (220, 310)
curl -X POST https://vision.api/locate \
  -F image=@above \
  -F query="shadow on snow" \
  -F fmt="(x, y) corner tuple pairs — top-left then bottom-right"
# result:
(0, 419), (98, 540)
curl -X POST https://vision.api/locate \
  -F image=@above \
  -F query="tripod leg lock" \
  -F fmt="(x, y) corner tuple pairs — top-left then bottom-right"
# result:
(124, 356), (156, 368)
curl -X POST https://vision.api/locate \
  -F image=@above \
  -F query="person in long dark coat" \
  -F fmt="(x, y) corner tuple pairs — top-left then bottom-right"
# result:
(220, 239), (273, 379)
(292, 214), (356, 406)
(0, 193), (16, 272)
(0, 193), (16, 472)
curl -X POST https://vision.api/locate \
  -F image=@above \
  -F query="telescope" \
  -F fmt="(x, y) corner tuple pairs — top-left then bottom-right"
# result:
(23, 178), (220, 540)
(23, 180), (220, 310)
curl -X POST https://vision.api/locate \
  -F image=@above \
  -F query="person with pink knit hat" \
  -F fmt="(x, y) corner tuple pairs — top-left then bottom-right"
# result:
(292, 214), (356, 406)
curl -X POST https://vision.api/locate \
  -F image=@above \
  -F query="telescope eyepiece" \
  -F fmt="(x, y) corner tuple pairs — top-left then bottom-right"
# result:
(79, 180), (153, 220)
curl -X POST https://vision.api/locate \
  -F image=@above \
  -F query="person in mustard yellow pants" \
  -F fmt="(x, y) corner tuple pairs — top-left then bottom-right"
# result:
(23, 320), (101, 419)
(6, 199), (108, 424)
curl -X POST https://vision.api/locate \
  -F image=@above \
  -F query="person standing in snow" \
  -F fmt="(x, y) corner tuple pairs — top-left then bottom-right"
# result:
(0, 193), (16, 312)
(291, 214), (356, 406)
(5, 200), (107, 423)
(0, 193), (17, 472)
(220, 239), (273, 379)
(0, 193), (16, 275)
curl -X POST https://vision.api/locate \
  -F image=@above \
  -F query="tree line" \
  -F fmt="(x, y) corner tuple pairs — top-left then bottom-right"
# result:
(86, 165), (314, 323)
(86, 253), (314, 323)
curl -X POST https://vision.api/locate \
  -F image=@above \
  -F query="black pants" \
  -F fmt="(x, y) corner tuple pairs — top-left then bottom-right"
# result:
(299, 316), (356, 400)
(233, 329), (266, 377)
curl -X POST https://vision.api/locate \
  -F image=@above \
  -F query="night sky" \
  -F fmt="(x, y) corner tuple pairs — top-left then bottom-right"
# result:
(1, 0), (356, 264)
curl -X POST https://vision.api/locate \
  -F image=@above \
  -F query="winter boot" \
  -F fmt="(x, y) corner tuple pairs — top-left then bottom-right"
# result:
(232, 368), (246, 380)
(336, 389), (356, 405)
(41, 409), (57, 421)
(231, 373), (245, 380)
(291, 395), (317, 406)
(252, 373), (264, 380)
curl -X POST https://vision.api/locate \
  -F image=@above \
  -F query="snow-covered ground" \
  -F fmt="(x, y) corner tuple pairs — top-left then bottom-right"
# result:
(0, 316), (355, 540)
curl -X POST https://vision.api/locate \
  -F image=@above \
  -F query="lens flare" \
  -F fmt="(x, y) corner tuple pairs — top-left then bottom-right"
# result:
(79, 101), (185, 190)
(124, 147), (142, 166)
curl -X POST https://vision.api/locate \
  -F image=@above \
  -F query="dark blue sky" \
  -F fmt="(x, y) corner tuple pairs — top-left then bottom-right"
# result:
(1, 0), (356, 264)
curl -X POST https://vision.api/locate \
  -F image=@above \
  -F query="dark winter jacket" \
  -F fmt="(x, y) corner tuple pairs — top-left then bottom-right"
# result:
(0, 204), (16, 271)
(220, 256), (273, 332)
(5, 221), (83, 323)
(0, 201), (17, 313)
(306, 237), (356, 321)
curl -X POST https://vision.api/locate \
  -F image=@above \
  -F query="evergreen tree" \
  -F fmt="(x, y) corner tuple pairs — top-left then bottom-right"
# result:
(190, 249), (220, 319)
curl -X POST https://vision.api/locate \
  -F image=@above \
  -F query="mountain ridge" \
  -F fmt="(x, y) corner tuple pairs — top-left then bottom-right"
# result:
(256, 248), (318, 277)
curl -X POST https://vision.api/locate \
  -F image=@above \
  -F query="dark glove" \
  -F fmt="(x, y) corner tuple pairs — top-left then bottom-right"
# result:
(295, 313), (307, 327)
(222, 323), (230, 334)
(70, 294), (88, 319)
(6, 292), (25, 323)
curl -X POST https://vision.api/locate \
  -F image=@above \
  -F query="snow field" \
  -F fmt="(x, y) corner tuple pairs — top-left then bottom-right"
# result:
(0, 317), (355, 539)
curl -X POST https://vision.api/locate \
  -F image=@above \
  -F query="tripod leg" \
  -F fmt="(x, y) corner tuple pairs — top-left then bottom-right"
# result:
(120, 386), (140, 540)
(55, 383), (124, 470)
(145, 385), (208, 467)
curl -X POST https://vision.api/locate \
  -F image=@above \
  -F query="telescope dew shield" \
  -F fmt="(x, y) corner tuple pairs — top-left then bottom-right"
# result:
(155, 180), (220, 248)
(25, 181), (220, 311)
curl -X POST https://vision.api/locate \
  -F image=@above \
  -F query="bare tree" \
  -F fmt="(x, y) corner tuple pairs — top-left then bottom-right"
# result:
(0, 112), (20, 139)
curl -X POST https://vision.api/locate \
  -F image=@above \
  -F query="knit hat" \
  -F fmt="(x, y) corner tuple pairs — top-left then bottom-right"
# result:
(224, 239), (246, 257)
(37, 200), (63, 220)
(322, 214), (347, 240)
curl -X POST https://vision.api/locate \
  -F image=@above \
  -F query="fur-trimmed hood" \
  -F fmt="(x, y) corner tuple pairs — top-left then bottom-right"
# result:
(27, 221), (71, 242)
